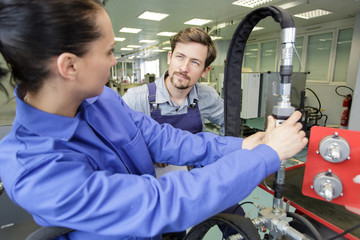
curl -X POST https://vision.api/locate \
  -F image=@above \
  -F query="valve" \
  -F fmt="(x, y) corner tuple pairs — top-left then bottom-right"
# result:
(318, 133), (350, 163)
(312, 171), (343, 201)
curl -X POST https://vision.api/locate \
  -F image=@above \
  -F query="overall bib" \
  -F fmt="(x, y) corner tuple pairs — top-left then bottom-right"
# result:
(147, 82), (202, 134)
(147, 82), (202, 240)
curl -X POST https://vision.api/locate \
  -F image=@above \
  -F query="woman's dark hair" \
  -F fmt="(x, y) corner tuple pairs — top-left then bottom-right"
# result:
(0, 0), (104, 98)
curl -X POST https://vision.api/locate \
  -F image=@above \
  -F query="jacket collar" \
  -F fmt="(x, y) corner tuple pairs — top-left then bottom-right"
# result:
(14, 92), (98, 141)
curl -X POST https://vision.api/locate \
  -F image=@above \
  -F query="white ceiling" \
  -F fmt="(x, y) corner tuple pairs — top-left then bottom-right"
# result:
(104, 0), (360, 58)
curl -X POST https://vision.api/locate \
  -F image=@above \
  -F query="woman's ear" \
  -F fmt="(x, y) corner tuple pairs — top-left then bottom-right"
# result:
(57, 53), (78, 80)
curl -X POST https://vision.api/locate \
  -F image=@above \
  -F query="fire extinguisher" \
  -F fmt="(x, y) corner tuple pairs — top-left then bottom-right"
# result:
(340, 94), (352, 128)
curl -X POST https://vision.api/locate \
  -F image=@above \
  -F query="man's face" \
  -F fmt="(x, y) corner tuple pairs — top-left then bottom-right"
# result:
(167, 42), (210, 90)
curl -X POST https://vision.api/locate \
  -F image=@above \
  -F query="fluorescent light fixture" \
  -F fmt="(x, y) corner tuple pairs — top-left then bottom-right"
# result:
(128, 56), (135, 59)
(184, 18), (213, 26)
(154, 49), (166, 52)
(211, 36), (223, 40)
(253, 26), (264, 31)
(319, 38), (332, 42)
(232, 0), (272, 8)
(216, 23), (228, 29)
(138, 11), (169, 21)
(119, 27), (142, 33)
(139, 40), (156, 43)
(294, 9), (333, 19)
(162, 47), (172, 50)
(127, 45), (141, 48)
(157, 32), (177, 37)
(338, 40), (351, 45)
(120, 47), (133, 51)
(162, 40), (171, 45)
(277, 0), (306, 9)
(114, 37), (126, 41)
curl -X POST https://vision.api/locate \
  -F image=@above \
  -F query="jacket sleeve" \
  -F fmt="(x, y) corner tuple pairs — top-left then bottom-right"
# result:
(11, 142), (279, 238)
(8, 90), (280, 238)
(121, 97), (242, 167)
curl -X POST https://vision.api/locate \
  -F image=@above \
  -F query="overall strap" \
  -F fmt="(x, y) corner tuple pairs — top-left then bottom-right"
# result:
(147, 82), (158, 111)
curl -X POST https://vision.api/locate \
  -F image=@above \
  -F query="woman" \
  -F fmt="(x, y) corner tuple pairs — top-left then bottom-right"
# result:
(0, 0), (307, 239)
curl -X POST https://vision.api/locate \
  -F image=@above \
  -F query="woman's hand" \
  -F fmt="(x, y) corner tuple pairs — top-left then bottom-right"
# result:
(264, 111), (308, 161)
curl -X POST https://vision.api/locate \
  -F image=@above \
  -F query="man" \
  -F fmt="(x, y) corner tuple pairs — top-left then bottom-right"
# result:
(123, 27), (223, 240)
(122, 27), (224, 136)
(122, 27), (237, 240)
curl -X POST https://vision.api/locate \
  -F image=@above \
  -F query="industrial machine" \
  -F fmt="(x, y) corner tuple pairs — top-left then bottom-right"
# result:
(223, 5), (313, 239)
(185, 5), (360, 240)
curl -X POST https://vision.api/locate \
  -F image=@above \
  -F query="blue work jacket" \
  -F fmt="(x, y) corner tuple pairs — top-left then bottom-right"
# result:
(0, 87), (280, 239)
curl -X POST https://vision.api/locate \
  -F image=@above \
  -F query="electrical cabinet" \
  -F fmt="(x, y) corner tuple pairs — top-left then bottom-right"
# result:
(241, 73), (261, 119)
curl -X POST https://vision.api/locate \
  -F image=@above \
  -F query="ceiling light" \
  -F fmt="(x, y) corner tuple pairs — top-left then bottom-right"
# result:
(128, 56), (135, 59)
(216, 23), (228, 29)
(157, 32), (177, 37)
(277, 0), (306, 9)
(162, 40), (171, 45)
(127, 45), (141, 48)
(154, 49), (166, 52)
(139, 40), (156, 43)
(232, 0), (272, 8)
(211, 36), (223, 40)
(119, 27), (142, 33)
(184, 18), (213, 26)
(162, 47), (172, 50)
(120, 48), (133, 51)
(319, 38), (332, 42)
(138, 11), (169, 21)
(294, 9), (333, 19)
(253, 26), (264, 31)
(114, 37), (126, 41)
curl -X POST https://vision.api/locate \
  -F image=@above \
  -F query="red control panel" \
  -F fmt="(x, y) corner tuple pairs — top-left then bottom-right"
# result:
(302, 126), (360, 210)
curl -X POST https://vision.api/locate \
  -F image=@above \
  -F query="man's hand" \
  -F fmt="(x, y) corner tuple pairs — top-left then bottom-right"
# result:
(264, 111), (308, 161)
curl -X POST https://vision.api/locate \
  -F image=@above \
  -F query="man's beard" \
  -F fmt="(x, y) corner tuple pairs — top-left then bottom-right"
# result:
(170, 71), (191, 90)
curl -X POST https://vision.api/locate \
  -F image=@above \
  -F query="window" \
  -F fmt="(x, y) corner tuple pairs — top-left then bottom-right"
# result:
(243, 43), (258, 72)
(260, 40), (277, 72)
(140, 59), (160, 80)
(305, 32), (333, 82)
(333, 28), (353, 82)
